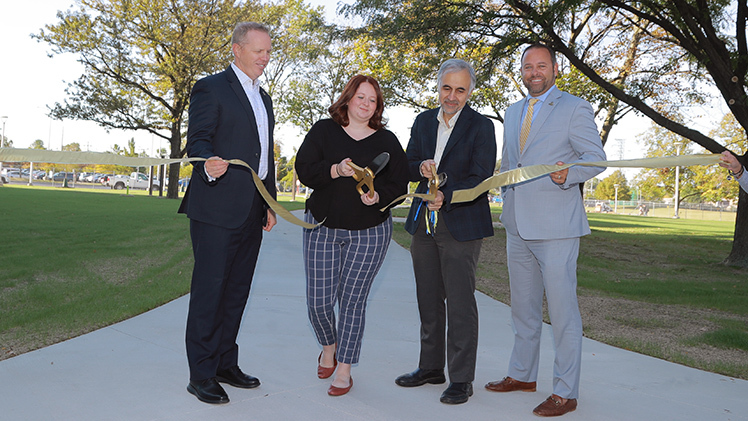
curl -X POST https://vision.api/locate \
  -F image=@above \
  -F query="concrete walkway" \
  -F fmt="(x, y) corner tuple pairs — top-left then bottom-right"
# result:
(1, 212), (746, 420)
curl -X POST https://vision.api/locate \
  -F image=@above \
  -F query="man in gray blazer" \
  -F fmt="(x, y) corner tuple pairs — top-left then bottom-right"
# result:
(485, 44), (605, 417)
(395, 59), (496, 405)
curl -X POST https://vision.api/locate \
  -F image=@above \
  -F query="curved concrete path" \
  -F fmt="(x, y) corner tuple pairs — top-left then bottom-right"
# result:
(1, 212), (746, 420)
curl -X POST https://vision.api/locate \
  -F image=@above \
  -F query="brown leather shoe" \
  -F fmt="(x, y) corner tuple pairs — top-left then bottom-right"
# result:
(317, 351), (337, 379)
(484, 376), (536, 392)
(327, 377), (352, 396)
(532, 395), (577, 417)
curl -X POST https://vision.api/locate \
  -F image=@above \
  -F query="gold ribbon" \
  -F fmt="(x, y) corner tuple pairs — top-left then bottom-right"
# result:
(0, 148), (318, 229)
(0, 148), (724, 218)
(451, 154), (722, 204)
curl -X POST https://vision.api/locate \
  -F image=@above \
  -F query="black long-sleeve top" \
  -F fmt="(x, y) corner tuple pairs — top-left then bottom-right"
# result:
(295, 119), (409, 230)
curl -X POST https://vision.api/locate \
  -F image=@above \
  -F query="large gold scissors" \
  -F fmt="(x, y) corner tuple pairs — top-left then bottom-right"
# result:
(424, 163), (447, 235)
(347, 152), (390, 198)
(427, 163), (447, 197)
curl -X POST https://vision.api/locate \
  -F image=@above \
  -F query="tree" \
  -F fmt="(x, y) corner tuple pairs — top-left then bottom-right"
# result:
(346, 0), (748, 266)
(30, 140), (46, 150)
(595, 170), (630, 201)
(258, 0), (338, 130)
(36, 0), (253, 198)
(343, 1), (691, 141)
(37, 0), (334, 199)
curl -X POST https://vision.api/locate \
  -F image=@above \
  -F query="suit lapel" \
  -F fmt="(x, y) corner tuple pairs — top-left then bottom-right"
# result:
(423, 110), (439, 159)
(260, 88), (274, 129)
(441, 106), (474, 163)
(226, 67), (260, 139)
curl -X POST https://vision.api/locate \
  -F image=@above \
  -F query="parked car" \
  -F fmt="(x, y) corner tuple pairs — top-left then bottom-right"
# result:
(1, 170), (8, 184)
(108, 172), (160, 190)
(6, 168), (20, 178)
(84, 173), (103, 182)
(52, 172), (76, 182)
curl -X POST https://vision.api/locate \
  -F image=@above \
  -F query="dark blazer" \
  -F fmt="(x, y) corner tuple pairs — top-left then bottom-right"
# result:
(178, 66), (276, 229)
(404, 105), (496, 242)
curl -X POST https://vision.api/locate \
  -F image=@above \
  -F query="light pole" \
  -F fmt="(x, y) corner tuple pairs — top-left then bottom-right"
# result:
(614, 183), (620, 214)
(673, 141), (685, 218)
(1, 116), (7, 147)
(0, 116), (7, 185)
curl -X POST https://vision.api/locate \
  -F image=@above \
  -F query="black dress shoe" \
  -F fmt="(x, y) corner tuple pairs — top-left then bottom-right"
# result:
(216, 366), (261, 389)
(187, 378), (229, 404)
(395, 368), (446, 387)
(440, 382), (473, 404)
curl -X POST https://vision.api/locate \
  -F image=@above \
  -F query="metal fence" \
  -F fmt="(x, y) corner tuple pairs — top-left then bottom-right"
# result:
(584, 200), (737, 222)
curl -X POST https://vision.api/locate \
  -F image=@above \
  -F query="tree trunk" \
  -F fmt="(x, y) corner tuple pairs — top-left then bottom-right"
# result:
(167, 162), (180, 199)
(724, 188), (748, 267)
(167, 129), (182, 200)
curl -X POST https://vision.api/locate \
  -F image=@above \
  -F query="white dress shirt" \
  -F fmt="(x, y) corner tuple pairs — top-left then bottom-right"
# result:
(231, 62), (269, 180)
(434, 107), (464, 168)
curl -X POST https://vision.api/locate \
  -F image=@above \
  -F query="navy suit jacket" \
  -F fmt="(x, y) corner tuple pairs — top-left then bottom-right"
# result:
(178, 66), (276, 229)
(404, 105), (496, 242)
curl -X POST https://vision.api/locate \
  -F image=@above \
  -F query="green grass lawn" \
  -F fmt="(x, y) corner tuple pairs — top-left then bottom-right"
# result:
(0, 185), (194, 358)
(0, 185), (305, 359)
(579, 213), (744, 314)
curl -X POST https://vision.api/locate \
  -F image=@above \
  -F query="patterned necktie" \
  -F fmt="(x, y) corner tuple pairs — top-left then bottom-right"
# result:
(519, 98), (538, 153)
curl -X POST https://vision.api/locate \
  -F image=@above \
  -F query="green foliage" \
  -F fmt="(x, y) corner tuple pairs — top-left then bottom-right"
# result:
(632, 121), (737, 203)
(35, 0), (267, 197)
(30, 140), (46, 150)
(343, 0), (522, 118)
(594, 169), (629, 200)
(258, 0), (345, 132)
(712, 113), (747, 155)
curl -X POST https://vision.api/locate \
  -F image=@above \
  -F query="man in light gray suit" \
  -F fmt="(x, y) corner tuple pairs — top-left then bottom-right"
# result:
(485, 43), (606, 417)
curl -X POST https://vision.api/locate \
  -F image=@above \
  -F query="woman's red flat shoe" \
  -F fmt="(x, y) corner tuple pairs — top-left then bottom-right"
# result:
(327, 377), (352, 396)
(317, 351), (337, 379)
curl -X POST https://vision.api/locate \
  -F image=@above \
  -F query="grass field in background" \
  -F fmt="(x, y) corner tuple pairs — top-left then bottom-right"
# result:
(0, 185), (194, 359)
(0, 185), (305, 359)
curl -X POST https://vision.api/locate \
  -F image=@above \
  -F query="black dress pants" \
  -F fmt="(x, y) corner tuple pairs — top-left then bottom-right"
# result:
(185, 192), (265, 381)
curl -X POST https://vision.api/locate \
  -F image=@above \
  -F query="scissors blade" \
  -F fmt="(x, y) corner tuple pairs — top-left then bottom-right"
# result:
(368, 152), (390, 176)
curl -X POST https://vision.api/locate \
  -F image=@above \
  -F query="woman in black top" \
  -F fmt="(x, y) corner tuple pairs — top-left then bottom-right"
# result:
(296, 75), (409, 396)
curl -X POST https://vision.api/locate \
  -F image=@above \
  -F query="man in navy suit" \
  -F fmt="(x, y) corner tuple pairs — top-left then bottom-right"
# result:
(178, 21), (277, 405)
(485, 43), (606, 417)
(395, 59), (496, 405)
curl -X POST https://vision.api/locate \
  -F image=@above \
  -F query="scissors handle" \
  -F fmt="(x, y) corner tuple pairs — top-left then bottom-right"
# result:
(348, 162), (376, 198)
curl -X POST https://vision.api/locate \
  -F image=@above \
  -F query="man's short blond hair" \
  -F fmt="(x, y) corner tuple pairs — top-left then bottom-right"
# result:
(231, 22), (270, 45)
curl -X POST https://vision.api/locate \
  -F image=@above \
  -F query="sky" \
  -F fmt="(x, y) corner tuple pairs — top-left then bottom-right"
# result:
(0, 1), (730, 179)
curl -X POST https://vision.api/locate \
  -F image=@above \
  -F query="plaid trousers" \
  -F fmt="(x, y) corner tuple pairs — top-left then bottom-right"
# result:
(303, 212), (392, 364)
